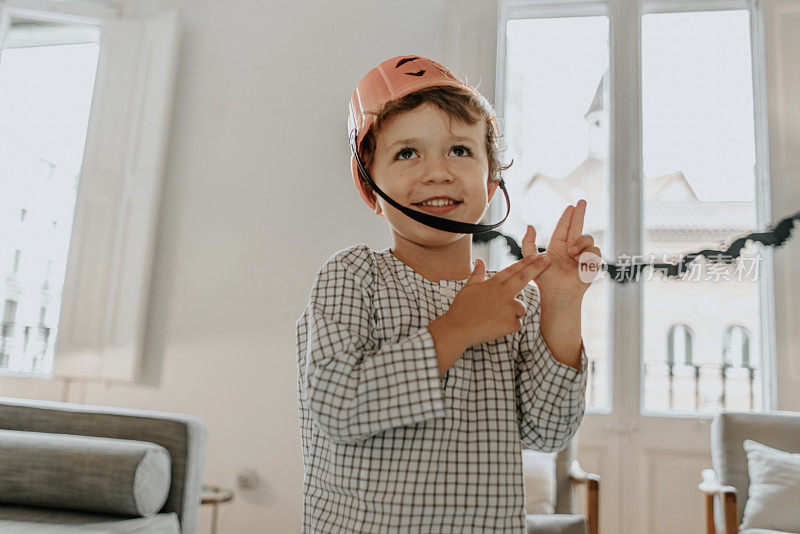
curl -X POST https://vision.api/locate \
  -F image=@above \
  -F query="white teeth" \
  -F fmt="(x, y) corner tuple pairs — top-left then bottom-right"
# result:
(418, 199), (458, 207)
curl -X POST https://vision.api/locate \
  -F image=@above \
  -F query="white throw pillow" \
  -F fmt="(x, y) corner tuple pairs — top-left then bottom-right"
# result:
(521, 449), (556, 515)
(740, 439), (800, 532)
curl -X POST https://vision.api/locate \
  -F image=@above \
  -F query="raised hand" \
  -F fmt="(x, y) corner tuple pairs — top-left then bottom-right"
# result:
(440, 253), (552, 350)
(521, 199), (602, 300)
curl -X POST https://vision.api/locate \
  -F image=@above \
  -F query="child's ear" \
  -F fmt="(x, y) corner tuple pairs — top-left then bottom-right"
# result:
(370, 193), (384, 217)
(361, 181), (382, 216)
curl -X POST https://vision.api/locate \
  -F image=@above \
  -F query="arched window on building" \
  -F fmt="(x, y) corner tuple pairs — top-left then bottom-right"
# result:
(665, 323), (696, 410)
(721, 324), (756, 410)
(723, 325), (751, 368)
(666, 324), (694, 366)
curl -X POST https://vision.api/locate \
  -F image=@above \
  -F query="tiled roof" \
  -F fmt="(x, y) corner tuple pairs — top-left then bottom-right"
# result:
(645, 200), (755, 230)
(523, 156), (756, 233)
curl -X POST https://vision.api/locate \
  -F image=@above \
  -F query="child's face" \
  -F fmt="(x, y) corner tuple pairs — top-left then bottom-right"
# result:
(369, 102), (499, 245)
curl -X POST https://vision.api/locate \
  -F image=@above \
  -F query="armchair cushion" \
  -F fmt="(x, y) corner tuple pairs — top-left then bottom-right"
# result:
(521, 449), (556, 514)
(0, 430), (171, 517)
(0, 504), (180, 533)
(740, 439), (800, 533)
(526, 513), (587, 534)
(711, 411), (800, 528)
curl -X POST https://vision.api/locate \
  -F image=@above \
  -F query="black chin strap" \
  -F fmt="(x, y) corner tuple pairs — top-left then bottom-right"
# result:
(350, 129), (511, 234)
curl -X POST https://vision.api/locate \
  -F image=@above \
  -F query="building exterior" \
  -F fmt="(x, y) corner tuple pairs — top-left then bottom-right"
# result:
(0, 136), (77, 375)
(517, 72), (761, 412)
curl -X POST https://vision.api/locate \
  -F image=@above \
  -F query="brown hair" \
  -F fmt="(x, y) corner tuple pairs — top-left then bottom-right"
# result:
(357, 85), (512, 203)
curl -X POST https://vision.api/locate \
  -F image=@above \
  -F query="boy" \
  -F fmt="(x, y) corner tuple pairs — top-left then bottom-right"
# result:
(296, 54), (600, 532)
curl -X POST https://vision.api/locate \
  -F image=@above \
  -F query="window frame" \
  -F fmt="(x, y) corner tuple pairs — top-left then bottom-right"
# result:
(492, 0), (777, 418)
(0, 0), (181, 383)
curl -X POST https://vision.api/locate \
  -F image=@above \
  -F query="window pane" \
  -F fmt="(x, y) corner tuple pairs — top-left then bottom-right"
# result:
(502, 16), (611, 411)
(641, 10), (763, 414)
(0, 18), (100, 375)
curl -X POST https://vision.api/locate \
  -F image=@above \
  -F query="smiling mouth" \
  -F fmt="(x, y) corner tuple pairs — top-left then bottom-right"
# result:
(412, 201), (463, 214)
(411, 201), (463, 206)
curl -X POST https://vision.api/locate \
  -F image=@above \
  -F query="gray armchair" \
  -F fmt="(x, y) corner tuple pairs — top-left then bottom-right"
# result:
(526, 437), (600, 534)
(0, 395), (207, 534)
(698, 411), (800, 534)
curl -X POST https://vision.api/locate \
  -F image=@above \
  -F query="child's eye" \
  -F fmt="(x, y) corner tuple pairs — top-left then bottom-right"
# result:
(450, 145), (472, 157)
(394, 145), (473, 160)
(395, 147), (417, 160)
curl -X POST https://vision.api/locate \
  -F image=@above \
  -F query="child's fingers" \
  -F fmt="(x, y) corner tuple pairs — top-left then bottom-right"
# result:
(502, 254), (550, 296)
(491, 253), (540, 284)
(566, 200), (587, 244)
(522, 225), (538, 258)
(567, 235), (595, 256)
(569, 244), (592, 258)
(576, 247), (603, 270)
(464, 258), (486, 285)
(577, 247), (603, 284)
(579, 246), (602, 261)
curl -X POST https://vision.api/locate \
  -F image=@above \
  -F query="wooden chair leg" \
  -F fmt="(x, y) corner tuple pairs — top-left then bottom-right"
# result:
(570, 460), (601, 534)
(723, 491), (738, 534)
(705, 492), (716, 534)
(587, 478), (599, 534)
(699, 469), (738, 534)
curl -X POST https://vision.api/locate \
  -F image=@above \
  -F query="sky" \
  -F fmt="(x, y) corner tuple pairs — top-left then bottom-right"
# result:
(0, 42), (99, 180)
(505, 9), (757, 202)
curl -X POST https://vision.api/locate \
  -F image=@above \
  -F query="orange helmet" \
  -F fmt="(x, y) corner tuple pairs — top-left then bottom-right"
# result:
(347, 54), (510, 234)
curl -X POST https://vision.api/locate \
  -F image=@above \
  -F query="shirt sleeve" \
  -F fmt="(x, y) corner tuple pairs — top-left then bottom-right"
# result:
(300, 249), (446, 445)
(514, 283), (588, 452)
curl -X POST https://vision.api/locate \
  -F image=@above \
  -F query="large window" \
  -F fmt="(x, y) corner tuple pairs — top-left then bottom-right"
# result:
(0, 3), (180, 382)
(640, 9), (764, 414)
(499, 14), (612, 412)
(497, 3), (771, 416)
(0, 17), (100, 375)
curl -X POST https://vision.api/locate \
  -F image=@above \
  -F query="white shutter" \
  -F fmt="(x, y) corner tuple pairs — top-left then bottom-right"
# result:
(53, 7), (182, 380)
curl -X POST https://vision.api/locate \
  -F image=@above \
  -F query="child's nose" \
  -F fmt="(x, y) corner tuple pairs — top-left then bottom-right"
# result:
(422, 155), (454, 182)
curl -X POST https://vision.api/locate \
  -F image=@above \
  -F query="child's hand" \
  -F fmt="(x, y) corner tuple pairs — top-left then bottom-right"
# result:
(443, 254), (551, 349)
(522, 199), (601, 301)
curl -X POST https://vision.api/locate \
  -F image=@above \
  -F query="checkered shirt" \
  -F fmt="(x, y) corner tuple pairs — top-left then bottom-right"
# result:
(296, 243), (588, 532)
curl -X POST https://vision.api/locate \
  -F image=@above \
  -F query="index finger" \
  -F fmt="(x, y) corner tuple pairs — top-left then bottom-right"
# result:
(491, 253), (550, 295)
(493, 254), (550, 295)
(551, 204), (574, 243)
(490, 254), (539, 285)
(567, 199), (587, 245)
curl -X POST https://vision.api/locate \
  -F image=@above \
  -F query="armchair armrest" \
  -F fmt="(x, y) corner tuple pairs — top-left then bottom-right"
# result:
(569, 459), (600, 534)
(698, 468), (738, 534)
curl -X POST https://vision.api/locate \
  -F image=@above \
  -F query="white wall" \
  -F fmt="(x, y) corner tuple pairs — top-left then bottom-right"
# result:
(0, 0), (462, 531)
